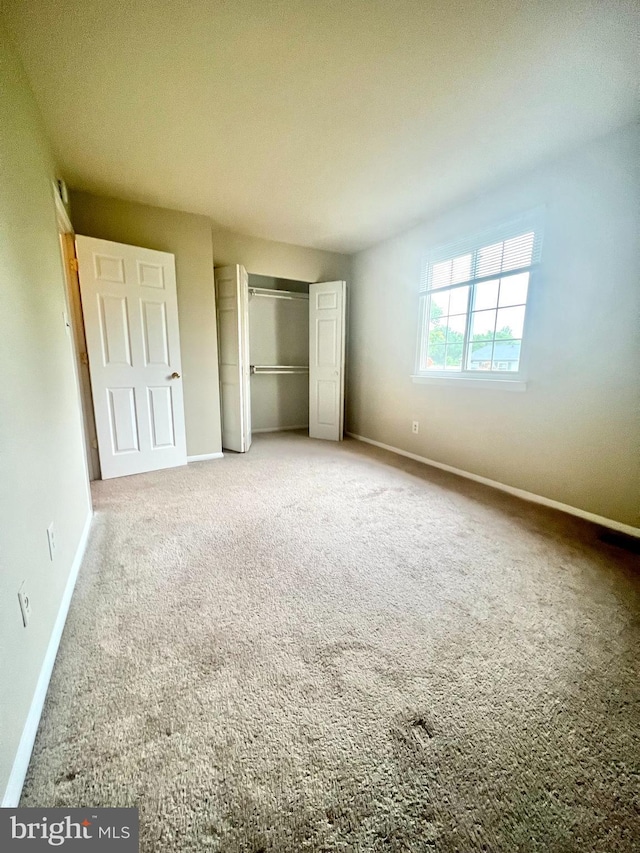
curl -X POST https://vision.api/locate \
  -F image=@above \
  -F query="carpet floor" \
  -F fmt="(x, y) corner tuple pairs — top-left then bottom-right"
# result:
(21, 433), (640, 852)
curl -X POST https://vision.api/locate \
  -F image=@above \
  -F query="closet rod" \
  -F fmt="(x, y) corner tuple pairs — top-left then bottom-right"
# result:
(248, 287), (309, 301)
(251, 365), (310, 375)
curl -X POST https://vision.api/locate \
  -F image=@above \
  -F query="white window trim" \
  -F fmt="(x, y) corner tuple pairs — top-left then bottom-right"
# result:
(413, 267), (534, 390)
(411, 374), (527, 391)
(414, 210), (544, 390)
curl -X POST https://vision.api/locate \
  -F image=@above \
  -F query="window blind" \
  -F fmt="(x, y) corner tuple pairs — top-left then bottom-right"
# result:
(420, 208), (545, 292)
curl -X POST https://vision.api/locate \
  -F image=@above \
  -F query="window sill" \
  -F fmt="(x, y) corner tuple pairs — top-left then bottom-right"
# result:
(411, 374), (527, 391)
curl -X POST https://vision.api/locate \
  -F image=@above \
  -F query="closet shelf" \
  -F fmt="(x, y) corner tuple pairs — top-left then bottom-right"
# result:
(248, 287), (309, 301)
(251, 365), (309, 375)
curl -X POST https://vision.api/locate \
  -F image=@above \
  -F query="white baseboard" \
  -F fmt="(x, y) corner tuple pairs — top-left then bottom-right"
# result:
(346, 432), (640, 538)
(1, 511), (94, 808)
(252, 425), (309, 434)
(187, 452), (224, 463)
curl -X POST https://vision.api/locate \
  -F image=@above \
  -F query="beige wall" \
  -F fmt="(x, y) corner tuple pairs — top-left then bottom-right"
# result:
(69, 191), (222, 458)
(0, 25), (92, 801)
(70, 192), (351, 455)
(211, 225), (351, 282)
(348, 123), (640, 528)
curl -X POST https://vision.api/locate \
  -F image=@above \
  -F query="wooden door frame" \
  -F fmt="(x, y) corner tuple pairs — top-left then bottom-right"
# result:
(54, 185), (101, 480)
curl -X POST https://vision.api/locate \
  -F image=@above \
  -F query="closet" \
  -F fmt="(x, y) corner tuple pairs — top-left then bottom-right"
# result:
(249, 274), (310, 434)
(215, 265), (346, 452)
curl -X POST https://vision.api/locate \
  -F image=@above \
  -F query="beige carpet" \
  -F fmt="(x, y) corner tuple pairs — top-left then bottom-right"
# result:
(21, 433), (640, 852)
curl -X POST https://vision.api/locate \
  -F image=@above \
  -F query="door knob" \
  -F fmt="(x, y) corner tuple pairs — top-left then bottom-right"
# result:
(170, 372), (181, 379)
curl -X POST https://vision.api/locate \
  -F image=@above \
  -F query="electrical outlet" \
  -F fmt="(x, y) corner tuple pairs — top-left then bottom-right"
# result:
(412, 420), (419, 434)
(18, 582), (32, 627)
(47, 523), (56, 560)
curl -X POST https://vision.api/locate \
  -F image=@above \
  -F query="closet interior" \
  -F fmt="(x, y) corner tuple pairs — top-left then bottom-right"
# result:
(248, 274), (310, 434)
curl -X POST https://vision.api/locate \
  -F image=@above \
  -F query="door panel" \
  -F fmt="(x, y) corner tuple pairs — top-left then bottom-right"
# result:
(309, 281), (346, 441)
(317, 291), (337, 310)
(99, 295), (132, 365)
(148, 386), (175, 448)
(108, 387), (139, 453)
(316, 380), (336, 425)
(94, 253), (125, 282)
(76, 235), (187, 478)
(141, 301), (170, 366)
(317, 318), (337, 365)
(137, 261), (165, 288)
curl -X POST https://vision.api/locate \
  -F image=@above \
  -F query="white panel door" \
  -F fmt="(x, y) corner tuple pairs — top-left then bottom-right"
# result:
(309, 281), (346, 441)
(215, 265), (251, 452)
(76, 235), (187, 479)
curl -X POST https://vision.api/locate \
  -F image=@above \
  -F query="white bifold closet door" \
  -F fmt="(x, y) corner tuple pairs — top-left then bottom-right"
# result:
(215, 265), (252, 453)
(76, 235), (187, 479)
(215, 268), (346, 449)
(309, 281), (346, 441)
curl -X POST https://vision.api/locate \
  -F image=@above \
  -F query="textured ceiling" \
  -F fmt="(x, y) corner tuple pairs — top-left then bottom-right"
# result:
(3, 0), (639, 252)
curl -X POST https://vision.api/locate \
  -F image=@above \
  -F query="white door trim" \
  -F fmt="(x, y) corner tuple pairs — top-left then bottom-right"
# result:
(187, 452), (224, 463)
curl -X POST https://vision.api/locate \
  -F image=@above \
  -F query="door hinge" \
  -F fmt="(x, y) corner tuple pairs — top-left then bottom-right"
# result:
(80, 351), (89, 365)
(69, 257), (79, 272)
(91, 439), (98, 450)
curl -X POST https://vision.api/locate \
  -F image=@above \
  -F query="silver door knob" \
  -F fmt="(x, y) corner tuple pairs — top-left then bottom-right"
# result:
(170, 372), (181, 379)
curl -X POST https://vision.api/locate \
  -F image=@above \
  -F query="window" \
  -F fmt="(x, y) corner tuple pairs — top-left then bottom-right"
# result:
(414, 210), (544, 384)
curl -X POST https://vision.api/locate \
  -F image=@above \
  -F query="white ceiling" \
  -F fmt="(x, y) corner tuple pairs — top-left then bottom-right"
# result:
(3, 0), (639, 253)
